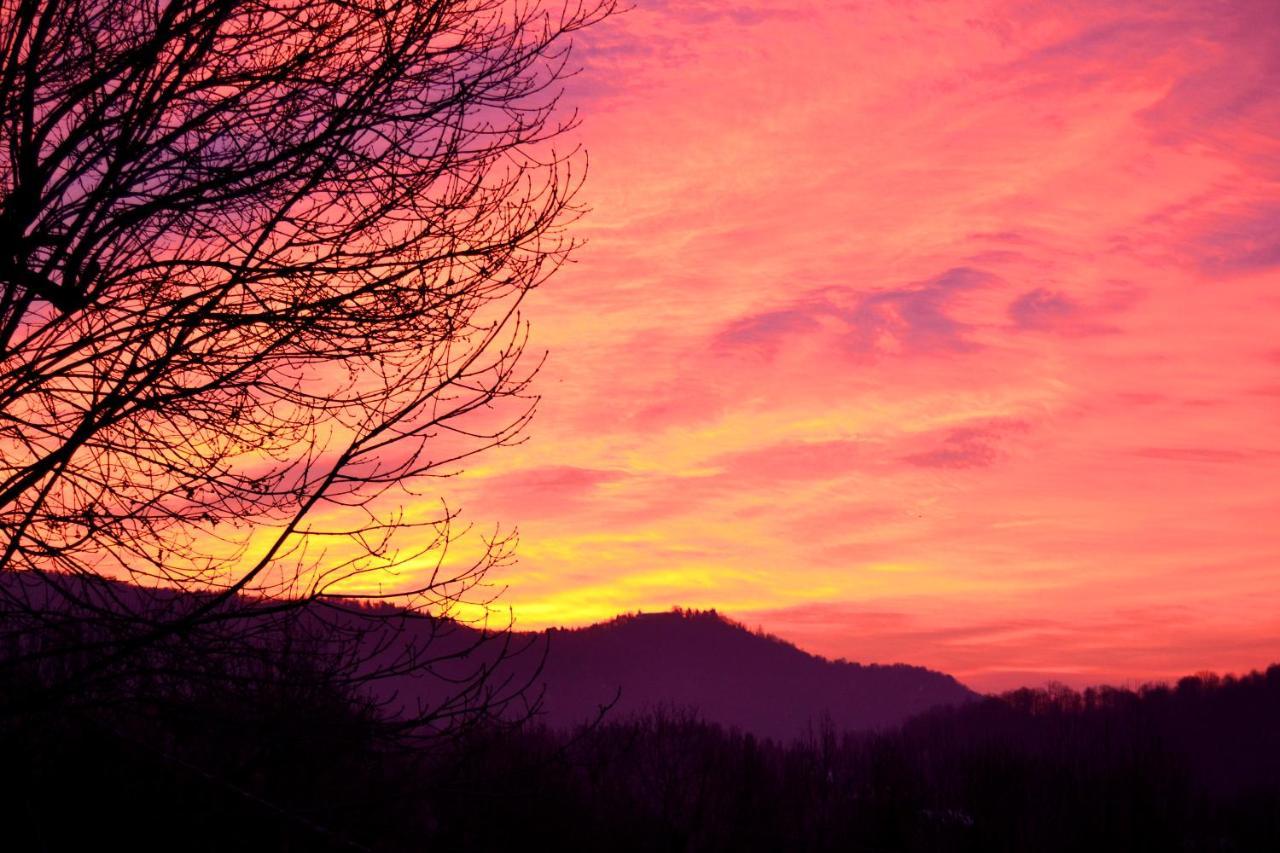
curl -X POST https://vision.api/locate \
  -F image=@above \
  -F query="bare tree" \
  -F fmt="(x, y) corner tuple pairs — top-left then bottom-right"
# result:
(0, 0), (613, 732)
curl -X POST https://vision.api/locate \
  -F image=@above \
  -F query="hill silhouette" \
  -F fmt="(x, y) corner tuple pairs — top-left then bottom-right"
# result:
(0, 573), (974, 739)
(527, 609), (977, 738)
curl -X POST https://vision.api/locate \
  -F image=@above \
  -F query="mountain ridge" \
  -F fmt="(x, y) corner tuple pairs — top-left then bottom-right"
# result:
(0, 572), (977, 740)
(523, 606), (978, 739)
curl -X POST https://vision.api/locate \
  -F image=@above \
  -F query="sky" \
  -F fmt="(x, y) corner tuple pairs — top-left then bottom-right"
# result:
(402, 0), (1280, 692)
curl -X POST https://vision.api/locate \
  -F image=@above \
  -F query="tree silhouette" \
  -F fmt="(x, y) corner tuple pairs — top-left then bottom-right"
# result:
(0, 0), (613, 732)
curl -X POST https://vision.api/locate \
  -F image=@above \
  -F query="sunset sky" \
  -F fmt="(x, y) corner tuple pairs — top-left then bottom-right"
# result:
(418, 0), (1280, 692)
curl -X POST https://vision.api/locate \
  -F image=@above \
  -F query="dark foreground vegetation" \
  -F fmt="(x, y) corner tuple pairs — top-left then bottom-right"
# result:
(3, 644), (1278, 853)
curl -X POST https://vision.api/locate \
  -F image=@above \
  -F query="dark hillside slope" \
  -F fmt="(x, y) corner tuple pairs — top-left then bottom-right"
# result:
(0, 573), (975, 740)
(527, 609), (977, 738)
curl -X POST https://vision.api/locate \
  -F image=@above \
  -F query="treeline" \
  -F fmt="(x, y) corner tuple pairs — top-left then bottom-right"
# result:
(3, 655), (1278, 851)
(434, 670), (1280, 852)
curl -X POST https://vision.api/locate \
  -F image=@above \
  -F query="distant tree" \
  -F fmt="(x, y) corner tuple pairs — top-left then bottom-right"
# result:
(0, 0), (613, 731)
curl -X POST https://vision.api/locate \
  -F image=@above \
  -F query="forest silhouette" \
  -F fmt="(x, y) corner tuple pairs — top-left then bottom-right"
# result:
(3, 575), (1279, 851)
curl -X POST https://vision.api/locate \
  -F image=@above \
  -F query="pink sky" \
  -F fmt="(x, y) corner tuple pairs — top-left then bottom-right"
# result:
(411, 0), (1280, 692)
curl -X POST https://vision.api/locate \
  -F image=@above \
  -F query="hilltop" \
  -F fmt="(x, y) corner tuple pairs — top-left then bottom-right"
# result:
(526, 608), (977, 738)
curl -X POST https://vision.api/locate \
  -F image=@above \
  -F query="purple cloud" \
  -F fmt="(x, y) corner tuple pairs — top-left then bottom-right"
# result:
(1194, 204), (1280, 274)
(715, 266), (996, 359)
(1008, 288), (1080, 329)
(902, 420), (1027, 470)
(714, 305), (823, 352)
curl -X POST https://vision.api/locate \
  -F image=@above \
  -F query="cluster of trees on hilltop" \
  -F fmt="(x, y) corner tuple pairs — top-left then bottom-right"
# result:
(532, 608), (977, 737)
